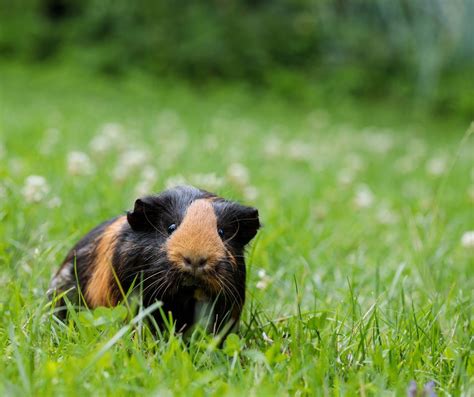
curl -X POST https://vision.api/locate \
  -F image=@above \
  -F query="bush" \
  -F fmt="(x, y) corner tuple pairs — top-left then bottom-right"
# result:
(0, 0), (472, 117)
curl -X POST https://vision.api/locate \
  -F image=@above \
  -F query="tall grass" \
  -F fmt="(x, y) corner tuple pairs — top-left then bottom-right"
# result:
(0, 63), (472, 396)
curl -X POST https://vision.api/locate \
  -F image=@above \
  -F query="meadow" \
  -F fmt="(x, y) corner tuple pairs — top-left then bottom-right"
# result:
(0, 62), (472, 396)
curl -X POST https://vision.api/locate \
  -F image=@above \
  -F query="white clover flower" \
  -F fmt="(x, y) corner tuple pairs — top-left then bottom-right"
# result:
(354, 184), (374, 208)
(262, 332), (274, 344)
(67, 151), (94, 176)
(337, 168), (356, 186)
(256, 280), (269, 290)
(113, 149), (149, 182)
(112, 164), (129, 183)
(141, 166), (157, 183)
(100, 122), (124, 139)
(243, 185), (259, 201)
(21, 261), (32, 274)
(165, 175), (188, 189)
(364, 129), (394, 154)
(191, 173), (225, 191)
(22, 175), (50, 203)
(89, 134), (109, 155)
(346, 153), (365, 171)
(121, 149), (149, 168)
(376, 205), (399, 224)
(47, 196), (62, 208)
(227, 163), (249, 186)
(426, 157), (447, 176)
(256, 268), (271, 290)
(288, 140), (313, 161)
(134, 166), (158, 196)
(263, 135), (283, 157)
(461, 231), (474, 248)
(90, 122), (125, 154)
(135, 181), (153, 197)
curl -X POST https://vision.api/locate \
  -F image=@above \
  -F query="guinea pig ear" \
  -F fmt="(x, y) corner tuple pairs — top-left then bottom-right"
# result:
(127, 196), (159, 231)
(233, 204), (260, 246)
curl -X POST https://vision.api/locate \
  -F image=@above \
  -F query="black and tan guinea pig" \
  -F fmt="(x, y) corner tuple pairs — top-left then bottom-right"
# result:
(48, 185), (260, 335)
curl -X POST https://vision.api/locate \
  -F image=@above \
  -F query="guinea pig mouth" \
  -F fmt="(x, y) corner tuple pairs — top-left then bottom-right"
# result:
(180, 272), (206, 288)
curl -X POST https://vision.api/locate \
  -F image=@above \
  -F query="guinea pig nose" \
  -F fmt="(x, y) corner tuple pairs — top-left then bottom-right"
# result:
(183, 256), (207, 268)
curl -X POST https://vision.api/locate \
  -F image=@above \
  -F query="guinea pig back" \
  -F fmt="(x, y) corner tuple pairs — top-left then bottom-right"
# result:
(49, 185), (260, 334)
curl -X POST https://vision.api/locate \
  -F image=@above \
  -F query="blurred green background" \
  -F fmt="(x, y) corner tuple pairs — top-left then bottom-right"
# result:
(1, 0), (473, 120)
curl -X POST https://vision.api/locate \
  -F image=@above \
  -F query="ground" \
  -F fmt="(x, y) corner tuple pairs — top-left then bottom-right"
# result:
(0, 62), (472, 396)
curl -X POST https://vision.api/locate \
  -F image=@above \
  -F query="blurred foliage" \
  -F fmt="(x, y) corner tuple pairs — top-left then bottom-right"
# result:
(0, 0), (473, 118)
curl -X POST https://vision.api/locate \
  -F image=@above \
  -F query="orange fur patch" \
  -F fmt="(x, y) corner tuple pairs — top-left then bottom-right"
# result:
(166, 199), (225, 268)
(85, 216), (127, 308)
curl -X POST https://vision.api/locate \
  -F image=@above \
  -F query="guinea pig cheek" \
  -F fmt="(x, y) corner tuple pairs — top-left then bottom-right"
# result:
(165, 199), (227, 273)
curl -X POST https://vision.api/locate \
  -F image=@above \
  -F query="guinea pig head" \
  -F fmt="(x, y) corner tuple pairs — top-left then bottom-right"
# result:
(125, 186), (260, 299)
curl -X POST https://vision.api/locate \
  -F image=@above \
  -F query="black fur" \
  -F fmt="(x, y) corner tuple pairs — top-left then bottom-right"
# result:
(50, 185), (260, 335)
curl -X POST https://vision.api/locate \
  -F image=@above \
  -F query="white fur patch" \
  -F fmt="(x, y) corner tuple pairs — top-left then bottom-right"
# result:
(48, 261), (75, 296)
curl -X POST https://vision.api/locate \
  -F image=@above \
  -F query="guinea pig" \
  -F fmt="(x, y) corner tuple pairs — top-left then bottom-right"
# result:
(48, 185), (260, 335)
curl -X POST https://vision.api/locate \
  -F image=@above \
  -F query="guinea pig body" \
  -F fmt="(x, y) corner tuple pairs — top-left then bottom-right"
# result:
(49, 185), (260, 334)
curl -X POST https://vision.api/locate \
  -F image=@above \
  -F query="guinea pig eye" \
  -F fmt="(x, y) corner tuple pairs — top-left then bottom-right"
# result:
(217, 228), (224, 239)
(167, 223), (177, 234)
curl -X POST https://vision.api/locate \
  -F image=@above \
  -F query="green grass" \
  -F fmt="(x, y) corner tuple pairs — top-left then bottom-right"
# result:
(0, 62), (472, 396)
